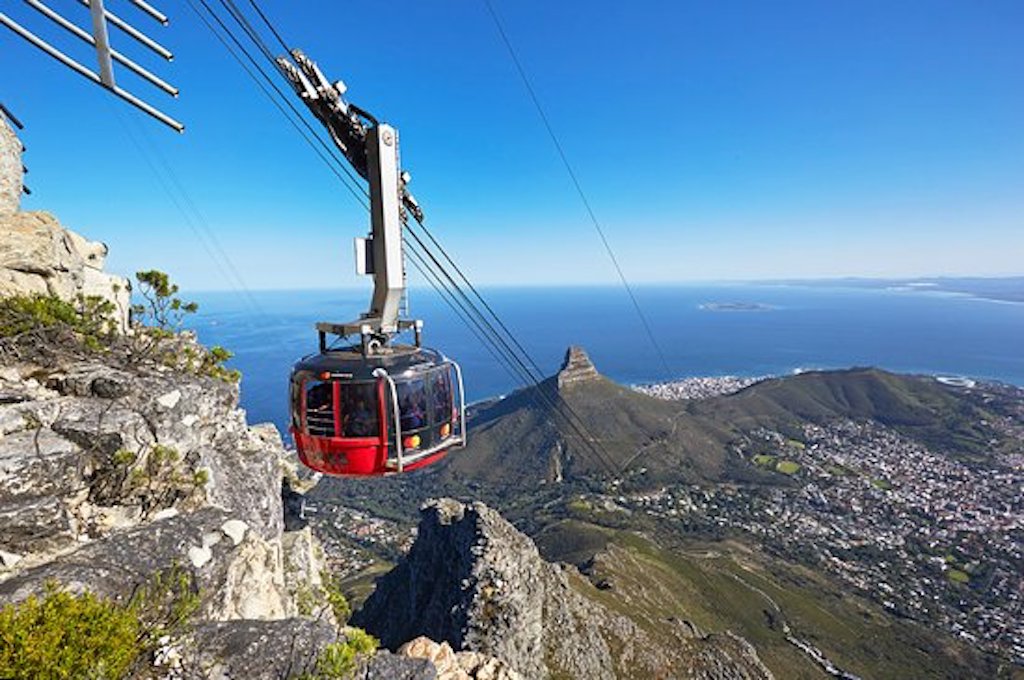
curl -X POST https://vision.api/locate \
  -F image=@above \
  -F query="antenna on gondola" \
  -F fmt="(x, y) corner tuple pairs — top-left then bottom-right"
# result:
(1, 0), (183, 132)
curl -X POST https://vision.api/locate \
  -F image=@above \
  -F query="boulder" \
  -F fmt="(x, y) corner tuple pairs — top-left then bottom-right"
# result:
(177, 618), (336, 678)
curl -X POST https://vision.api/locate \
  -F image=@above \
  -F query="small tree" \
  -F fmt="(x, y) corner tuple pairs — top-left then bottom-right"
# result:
(132, 270), (199, 336)
(128, 271), (239, 383)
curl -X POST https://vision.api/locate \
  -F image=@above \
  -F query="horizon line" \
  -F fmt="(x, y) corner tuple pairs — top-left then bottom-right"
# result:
(180, 273), (1024, 295)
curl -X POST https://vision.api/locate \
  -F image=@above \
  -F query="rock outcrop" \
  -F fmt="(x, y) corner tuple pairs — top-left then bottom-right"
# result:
(0, 121), (129, 331)
(0, 360), (288, 565)
(0, 116), (20, 216)
(0, 212), (131, 332)
(354, 499), (773, 679)
(556, 345), (600, 390)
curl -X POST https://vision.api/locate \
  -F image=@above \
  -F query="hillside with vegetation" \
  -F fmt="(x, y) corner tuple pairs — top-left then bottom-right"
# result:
(310, 348), (1024, 678)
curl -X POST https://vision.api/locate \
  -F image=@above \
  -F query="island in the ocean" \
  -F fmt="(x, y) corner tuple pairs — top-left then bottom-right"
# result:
(700, 302), (774, 311)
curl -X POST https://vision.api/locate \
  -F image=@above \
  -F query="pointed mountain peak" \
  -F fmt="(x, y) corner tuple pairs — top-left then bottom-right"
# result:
(557, 345), (600, 390)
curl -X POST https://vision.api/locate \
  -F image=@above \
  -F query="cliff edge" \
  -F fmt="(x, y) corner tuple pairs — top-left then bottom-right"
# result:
(354, 498), (773, 680)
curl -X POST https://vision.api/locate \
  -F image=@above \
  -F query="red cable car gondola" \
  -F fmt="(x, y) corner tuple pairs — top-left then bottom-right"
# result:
(290, 344), (465, 476)
(279, 50), (466, 476)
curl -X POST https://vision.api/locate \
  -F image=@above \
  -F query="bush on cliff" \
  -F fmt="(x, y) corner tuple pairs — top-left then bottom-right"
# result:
(130, 269), (239, 383)
(0, 270), (239, 383)
(0, 294), (116, 356)
(0, 567), (199, 680)
(301, 628), (378, 680)
(88, 444), (211, 520)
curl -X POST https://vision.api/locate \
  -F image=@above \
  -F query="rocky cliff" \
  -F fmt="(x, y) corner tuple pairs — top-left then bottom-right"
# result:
(0, 120), (129, 332)
(0, 194), (442, 677)
(556, 346), (600, 391)
(1, 116), (21, 216)
(0, 332), (357, 675)
(354, 499), (773, 680)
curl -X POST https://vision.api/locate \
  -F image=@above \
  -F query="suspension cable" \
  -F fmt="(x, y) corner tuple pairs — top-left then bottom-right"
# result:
(187, 0), (370, 208)
(191, 0), (624, 474)
(244, 0), (290, 54)
(481, 0), (672, 378)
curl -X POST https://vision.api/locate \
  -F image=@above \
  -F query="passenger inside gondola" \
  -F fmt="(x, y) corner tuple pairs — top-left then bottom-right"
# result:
(345, 398), (374, 436)
(432, 372), (452, 422)
(398, 380), (427, 430)
(340, 383), (378, 437)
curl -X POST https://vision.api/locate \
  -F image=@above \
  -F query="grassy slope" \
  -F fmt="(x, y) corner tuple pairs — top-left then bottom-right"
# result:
(537, 521), (1004, 679)
(697, 368), (997, 460)
(445, 375), (769, 488)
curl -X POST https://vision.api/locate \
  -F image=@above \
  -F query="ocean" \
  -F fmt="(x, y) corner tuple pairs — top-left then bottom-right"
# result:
(186, 284), (1024, 436)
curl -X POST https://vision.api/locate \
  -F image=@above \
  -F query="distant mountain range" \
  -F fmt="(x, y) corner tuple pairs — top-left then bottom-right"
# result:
(765, 275), (1024, 303)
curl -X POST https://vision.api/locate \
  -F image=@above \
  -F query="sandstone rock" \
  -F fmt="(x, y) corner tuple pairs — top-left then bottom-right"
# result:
(0, 549), (22, 568)
(399, 636), (522, 680)
(0, 210), (129, 331)
(209, 528), (290, 620)
(157, 388), (183, 409)
(556, 346), (600, 390)
(188, 544), (213, 568)
(282, 525), (332, 621)
(220, 519), (248, 546)
(0, 117), (20, 216)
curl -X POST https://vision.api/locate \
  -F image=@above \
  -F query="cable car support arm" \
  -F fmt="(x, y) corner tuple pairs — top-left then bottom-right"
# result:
(277, 50), (424, 353)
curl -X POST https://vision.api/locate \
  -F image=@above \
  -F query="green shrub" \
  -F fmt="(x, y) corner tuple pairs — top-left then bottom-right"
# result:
(0, 294), (116, 353)
(0, 271), (239, 383)
(320, 571), (351, 625)
(0, 568), (199, 680)
(312, 630), (379, 679)
(0, 582), (139, 680)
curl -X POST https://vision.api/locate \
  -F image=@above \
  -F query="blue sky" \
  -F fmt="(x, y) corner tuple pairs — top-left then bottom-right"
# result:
(2, 0), (1022, 291)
